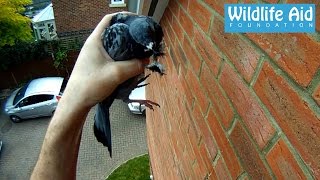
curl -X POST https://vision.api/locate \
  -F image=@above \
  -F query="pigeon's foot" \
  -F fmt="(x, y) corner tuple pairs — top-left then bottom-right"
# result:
(128, 99), (160, 110)
(146, 62), (166, 75)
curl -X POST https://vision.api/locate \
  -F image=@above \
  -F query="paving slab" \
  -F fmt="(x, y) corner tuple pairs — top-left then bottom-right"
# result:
(0, 99), (148, 180)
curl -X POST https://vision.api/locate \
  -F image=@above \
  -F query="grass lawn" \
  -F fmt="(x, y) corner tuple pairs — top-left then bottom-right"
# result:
(106, 154), (150, 180)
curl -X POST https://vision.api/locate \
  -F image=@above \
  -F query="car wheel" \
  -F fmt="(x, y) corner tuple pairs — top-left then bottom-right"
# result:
(142, 110), (146, 116)
(10, 115), (22, 123)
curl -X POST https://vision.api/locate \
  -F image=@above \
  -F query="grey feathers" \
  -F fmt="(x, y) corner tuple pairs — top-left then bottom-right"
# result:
(94, 13), (165, 157)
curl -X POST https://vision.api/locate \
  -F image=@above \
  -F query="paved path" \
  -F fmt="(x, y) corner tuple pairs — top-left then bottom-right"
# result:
(0, 99), (148, 180)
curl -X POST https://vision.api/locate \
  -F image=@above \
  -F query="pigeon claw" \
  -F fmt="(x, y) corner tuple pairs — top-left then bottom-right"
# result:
(128, 99), (160, 110)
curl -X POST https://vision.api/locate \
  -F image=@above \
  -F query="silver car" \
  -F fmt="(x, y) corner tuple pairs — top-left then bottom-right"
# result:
(4, 77), (67, 122)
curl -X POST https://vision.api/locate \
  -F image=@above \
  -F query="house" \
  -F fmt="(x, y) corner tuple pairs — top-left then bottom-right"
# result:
(51, 0), (128, 49)
(32, 3), (57, 41)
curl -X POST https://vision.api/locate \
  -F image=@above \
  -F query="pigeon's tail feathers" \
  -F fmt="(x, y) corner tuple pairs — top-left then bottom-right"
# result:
(94, 103), (112, 157)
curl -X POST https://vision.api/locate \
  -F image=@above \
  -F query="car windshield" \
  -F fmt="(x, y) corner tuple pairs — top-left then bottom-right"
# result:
(13, 83), (29, 105)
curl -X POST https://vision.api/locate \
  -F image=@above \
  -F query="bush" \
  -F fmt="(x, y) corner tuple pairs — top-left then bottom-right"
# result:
(0, 40), (50, 71)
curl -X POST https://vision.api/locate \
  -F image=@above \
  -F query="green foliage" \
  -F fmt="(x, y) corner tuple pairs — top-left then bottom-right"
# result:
(0, 0), (33, 47)
(107, 154), (150, 180)
(0, 40), (49, 71)
(53, 49), (68, 69)
(52, 42), (69, 70)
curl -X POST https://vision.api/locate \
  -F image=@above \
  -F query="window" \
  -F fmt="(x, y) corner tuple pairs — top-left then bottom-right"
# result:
(18, 95), (54, 107)
(111, 0), (125, 4)
(109, 0), (126, 7)
(13, 83), (30, 105)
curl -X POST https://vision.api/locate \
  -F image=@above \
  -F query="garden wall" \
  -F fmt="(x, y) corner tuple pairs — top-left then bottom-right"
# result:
(0, 52), (78, 90)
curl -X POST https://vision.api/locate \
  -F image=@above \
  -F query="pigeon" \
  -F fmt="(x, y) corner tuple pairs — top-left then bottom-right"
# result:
(94, 13), (165, 157)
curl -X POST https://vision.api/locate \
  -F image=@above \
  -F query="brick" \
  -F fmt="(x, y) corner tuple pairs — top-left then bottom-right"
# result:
(186, 71), (209, 114)
(188, 108), (202, 144)
(200, 63), (234, 129)
(182, 37), (202, 75)
(220, 63), (275, 148)
(175, 41), (188, 75)
(192, 161), (207, 179)
(214, 157), (232, 180)
(188, 0), (212, 33)
(247, 33), (320, 87)
(210, 18), (260, 82)
(171, 14), (184, 42)
(168, 0), (180, 17)
(180, 77), (194, 107)
(178, 7), (194, 37)
(207, 109), (243, 179)
(185, 110), (207, 178)
(267, 139), (306, 179)
(203, 0), (237, 16)
(162, 27), (170, 46)
(254, 62), (320, 177)
(313, 84), (320, 106)
(52, 0), (126, 33)
(199, 143), (216, 176)
(230, 121), (272, 179)
(163, 6), (173, 25)
(264, 0), (279, 3)
(286, 0), (320, 31)
(185, 69), (210, 114)
(177, 0), (189, 10)
(165, 18), (177, 48)
(193, 104), (218, 158)
(164, 49), (176, 76)
(168, 43), (180, 72)
(194, 27), (222, 77)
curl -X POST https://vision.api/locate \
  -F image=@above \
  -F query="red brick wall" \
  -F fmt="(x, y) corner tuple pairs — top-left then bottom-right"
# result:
(52, 0), (127, 34)
(146, 0), (320, 179)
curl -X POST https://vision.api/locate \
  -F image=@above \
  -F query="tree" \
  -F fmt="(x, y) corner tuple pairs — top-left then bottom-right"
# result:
(0, 0), (33, 47)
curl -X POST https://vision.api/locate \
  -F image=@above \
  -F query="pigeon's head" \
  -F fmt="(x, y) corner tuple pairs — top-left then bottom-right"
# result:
(130, 16), (164, 60)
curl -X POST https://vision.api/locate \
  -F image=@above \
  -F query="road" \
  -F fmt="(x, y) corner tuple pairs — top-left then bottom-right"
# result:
(0, 99), (148, 180)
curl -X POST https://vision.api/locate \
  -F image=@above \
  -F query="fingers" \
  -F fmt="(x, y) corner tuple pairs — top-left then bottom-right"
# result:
(103, 59), (145, 85)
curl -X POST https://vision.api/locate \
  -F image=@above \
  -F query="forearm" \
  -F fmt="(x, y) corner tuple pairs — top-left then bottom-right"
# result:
(31, 89), (91, 180)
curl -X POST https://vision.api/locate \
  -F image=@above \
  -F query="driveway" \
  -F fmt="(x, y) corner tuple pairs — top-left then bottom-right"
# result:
(0, 99), (148, 179)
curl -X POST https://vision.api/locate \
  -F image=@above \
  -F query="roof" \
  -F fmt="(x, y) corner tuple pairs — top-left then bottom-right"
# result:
(32, 3), (54, 23)
(25, 77), (64, 97)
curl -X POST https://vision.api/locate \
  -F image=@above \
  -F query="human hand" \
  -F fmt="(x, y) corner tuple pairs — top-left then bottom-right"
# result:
(62, 12), (148, 109)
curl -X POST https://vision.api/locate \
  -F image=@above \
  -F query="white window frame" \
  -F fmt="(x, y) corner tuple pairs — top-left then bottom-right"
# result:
(109, 0), (126, 7)
(111, 0), (125, 5)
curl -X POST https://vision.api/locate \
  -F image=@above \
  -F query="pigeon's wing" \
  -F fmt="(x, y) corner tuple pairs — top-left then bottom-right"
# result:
(102, 23), (135, 61)
(94, 94), (116, 157)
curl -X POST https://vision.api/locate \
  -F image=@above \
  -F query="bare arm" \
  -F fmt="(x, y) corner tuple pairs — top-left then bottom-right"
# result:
(30, 12), (146, 180)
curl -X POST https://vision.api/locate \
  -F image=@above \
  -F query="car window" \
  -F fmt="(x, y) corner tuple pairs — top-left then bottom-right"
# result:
(18, 95), (54, 107)
(18, 97), (30, 107)
(13, 82), (30, 105)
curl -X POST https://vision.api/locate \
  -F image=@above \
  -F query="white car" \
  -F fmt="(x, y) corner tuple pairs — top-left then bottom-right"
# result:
(128, 81), (146, 115)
